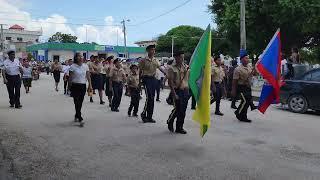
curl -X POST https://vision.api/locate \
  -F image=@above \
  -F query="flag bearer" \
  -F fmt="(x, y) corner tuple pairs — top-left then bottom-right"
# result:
(210, 56), (224, 116)
(3, 50), (23, 108)
(139, 45), (166, 123)
(109, 58), (126, 112)
(167, 51), (190, 134)
(232, 49), (253, 123)
(127, 64), (140, 117)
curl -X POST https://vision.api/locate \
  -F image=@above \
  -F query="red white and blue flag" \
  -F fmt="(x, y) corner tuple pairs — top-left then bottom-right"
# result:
(256, 29), (283, 114)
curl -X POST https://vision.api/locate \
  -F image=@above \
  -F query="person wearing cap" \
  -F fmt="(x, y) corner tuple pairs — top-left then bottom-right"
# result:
(139, 45), (166, 123)
(109, 58), (126, 112)
(166, 51), (190, 134)
(104, 56), (114, 107)
(127, 64), (140, 117)
(231, 49), (254, 123)
(210, 55), (224, 116)
(2, 50), (23, 108)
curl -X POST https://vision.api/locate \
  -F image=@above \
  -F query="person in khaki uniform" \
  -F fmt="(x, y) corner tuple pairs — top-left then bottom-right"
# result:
(232, 49), (254, 123)
(104, 56), (114, 107)
(127, 64), (140, 117)
(210, 56), (224, 116)
(167, 51), (190, 134)
(139, 45), (166, 123)
(109, 58), (126, 112)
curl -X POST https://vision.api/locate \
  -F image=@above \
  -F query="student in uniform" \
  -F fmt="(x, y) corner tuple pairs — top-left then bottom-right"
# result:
(210, 56), (224, 116)
(231, 49), (254, 123)
(109, 58), (126, 112)
(90, 56), (105, 104)
(63, 59), (72, 95)
(69, 53), (92, 126)
(167, 51), (190, 134)
(2, 50), (23, 108)
(22, 59), (33, 93)
(139, 45), (166, 123)
(104, 56), (114, 107)
(127, 64), (140, 117)
(51, 58), (62, 92)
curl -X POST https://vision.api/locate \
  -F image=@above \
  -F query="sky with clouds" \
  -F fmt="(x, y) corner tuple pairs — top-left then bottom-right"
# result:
(0, 0), (213, 46)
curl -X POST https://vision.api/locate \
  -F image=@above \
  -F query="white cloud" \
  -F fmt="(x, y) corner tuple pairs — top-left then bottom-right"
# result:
(0, 0), (123, 45)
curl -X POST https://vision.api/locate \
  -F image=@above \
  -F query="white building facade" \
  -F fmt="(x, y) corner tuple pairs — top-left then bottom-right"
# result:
(1, 24), (42, 58)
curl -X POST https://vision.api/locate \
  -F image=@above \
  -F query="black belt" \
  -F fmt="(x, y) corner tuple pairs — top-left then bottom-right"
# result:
(142, 75), (155, 78)
(214, 82), (222, 84)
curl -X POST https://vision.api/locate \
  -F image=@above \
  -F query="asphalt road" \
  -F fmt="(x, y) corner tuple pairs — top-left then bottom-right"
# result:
(0, 74), (320, 180)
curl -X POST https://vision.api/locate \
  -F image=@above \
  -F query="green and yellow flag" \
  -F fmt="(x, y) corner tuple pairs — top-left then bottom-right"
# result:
(188, 24), (211, 137)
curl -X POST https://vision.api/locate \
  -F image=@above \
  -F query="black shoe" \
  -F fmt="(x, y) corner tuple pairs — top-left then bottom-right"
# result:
(251, 106), (258, 111)
(128, 112), (131, 117)
(15, 105), (22, 109)
(100, 101), (105, 105)
(142, 117), (148, 123)
(111, 109), (119, 112)
(215, 112), (224, 116)
(148, 118), (156, 123)
(64, 91), (66, 95)
(132, 114), (138, 117)
(239, 119), (252, 123)
(191, 107), (196, 110)
(10, 104), (14, 108)
(231, 105), (237, 109)
(74, 117), (79, 122)
(175, 129), (187, 134)
(156, 99), (161, 102)
(90, 97), (93, 103)
(168, 122), (174, 132)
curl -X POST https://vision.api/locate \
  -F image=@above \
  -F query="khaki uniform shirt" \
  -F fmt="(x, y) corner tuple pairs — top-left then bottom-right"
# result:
(90, 62), (102, 74)
(127, 73), (139, 88)
(138, 57), (160, 77)
(233, 64), (252, 87)
(167, 63), (189, 90)
(212, 65), (223, 83)
(110, 67), (126, 82)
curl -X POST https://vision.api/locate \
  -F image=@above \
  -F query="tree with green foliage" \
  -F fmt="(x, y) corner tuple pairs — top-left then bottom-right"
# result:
(156, 25), (205, 60)
(208, 0), (320, 61)
(48, 32), (78, 43)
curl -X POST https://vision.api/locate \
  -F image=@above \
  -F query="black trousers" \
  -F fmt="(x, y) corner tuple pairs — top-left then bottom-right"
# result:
(235, 85), (252, 121)
(210, 82), (222, 113)
(141, 76), (157, 119)
(64, 75), (69, 92)
(71, 83), (86, 118)
(128, 87), (140, 115)
(156, 79), (161, 100)
(190, 89), (196, 109)
(111, 81), (123, 110)
(6, 74), (21, 106)
(167, 89), (190, 130)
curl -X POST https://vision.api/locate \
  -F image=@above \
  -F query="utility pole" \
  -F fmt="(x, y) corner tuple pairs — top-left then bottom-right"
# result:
(121, 19), (130, 58)
(85, 26), (88, 43)
(240, 0), (246, 49)
(116, 29), (119, 46)
(171, 36), (174, 58)
(0, 24), (5, 52)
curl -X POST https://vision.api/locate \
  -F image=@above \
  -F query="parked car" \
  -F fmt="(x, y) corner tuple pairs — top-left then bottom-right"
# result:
(280, 68), (320, 113)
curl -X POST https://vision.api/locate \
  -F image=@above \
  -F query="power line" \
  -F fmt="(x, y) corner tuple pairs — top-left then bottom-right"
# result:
(132, 0), (192, 26)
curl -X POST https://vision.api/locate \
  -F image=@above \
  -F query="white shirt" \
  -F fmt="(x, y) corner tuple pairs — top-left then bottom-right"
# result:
(62, 65), (70, 75)
(4, 59), (21, 75)
(69, 63), (89, 84)
(22, 67), (32, 78)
